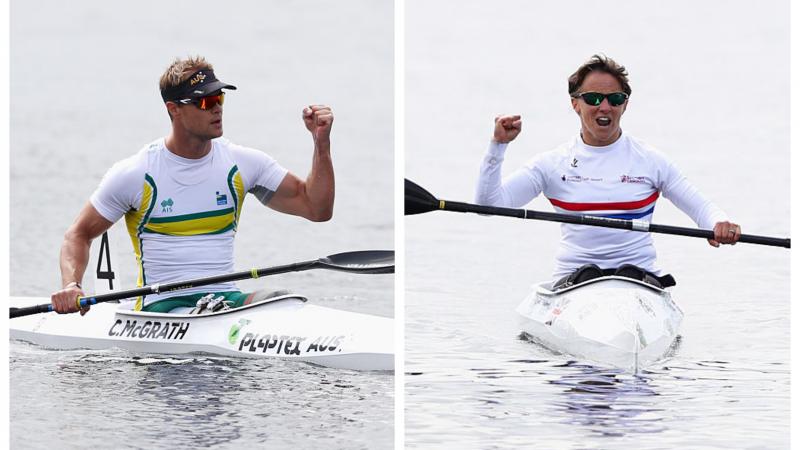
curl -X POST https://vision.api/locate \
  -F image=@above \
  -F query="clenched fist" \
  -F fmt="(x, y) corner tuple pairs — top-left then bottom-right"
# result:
(493, 115), (522, 144)
(303, 105), (334, 143)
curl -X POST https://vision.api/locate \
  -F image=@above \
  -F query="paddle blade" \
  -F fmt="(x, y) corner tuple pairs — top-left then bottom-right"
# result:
(405, 179), (439, 215)
(319, 250), (395, 274)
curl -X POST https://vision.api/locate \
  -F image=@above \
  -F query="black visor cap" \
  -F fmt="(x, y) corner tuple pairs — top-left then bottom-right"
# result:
(161, 69), (237, 102)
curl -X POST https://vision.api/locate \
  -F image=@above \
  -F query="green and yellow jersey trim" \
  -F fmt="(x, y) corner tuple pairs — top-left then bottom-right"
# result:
(142, 208), (236, 236)
(124, 173), (158, 311)
(228, 165), (245, 230)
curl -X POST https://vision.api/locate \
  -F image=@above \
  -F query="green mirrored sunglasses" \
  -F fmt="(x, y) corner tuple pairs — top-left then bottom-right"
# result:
(573, 92), (629, 107)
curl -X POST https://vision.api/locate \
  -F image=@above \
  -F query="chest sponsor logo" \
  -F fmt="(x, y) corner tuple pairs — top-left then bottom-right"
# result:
(108, 319), (190, 340)
(561, 175), (603, 182)
(161, 198), (174, 213)
(620, 175), (647, 184)
(236, 331), (345, 356)
(216, 191), (228, 206)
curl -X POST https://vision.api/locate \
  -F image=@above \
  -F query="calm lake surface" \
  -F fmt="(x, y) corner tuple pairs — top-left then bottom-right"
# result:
(10, 1), (394, 449)
(405, 0), (790, 448)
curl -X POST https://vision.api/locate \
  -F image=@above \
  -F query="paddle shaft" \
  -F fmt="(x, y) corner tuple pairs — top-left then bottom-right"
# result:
(439, 199), (790, 248)
(10, 252), (394, 318)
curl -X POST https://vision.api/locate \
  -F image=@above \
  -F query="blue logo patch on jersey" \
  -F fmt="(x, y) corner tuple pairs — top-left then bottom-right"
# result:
(161, 198), (174, 213)
(216, 191), (228, 205)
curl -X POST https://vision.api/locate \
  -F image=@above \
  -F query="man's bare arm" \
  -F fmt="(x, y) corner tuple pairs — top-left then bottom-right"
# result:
(267, 105), (335, 221)
(51, 203), (114, 314)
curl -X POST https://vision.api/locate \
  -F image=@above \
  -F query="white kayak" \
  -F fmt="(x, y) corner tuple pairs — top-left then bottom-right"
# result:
(10, 294), (393, 372)
(515, 276), (683, 372)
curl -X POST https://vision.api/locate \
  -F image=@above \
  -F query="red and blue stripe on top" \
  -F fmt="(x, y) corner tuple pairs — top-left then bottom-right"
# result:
(547, 190), (659, 220)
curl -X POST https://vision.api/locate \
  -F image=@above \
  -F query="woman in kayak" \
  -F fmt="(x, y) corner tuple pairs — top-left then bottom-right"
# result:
(475, 54), (741, 289)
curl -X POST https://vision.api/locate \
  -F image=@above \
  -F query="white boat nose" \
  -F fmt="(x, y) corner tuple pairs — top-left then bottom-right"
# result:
(517, 277), (683, 372)
(556, 302), (640, 345)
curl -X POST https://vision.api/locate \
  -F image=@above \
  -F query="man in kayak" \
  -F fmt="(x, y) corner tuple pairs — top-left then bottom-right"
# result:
(475, 54), (740, 288)
(51, 56), (334, 314)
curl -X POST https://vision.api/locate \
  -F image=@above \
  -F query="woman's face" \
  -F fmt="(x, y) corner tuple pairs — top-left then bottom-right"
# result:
(571, 71), (628, 146)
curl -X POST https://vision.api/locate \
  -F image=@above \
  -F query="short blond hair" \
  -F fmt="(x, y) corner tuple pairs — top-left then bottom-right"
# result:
(159, 56), (214, 92)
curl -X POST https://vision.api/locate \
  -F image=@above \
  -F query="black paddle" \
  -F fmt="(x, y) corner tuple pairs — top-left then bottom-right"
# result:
(10, 250), (394, 319)
(405, 178), (790, 248)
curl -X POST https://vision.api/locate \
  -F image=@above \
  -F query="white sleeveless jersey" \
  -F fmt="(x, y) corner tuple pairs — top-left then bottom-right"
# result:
(476, 132), (728, 277)
(90, 137), (288, 309)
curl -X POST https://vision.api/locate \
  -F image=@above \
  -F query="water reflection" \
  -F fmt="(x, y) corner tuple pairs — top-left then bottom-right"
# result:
(45, 352), (393, 449)
(548, 362), (666, 437)
(512, 331), (676, 437)
(133, 357), (247, 447)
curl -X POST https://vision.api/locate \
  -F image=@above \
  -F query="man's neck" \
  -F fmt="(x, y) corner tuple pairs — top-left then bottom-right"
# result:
(164, 132), (213, 159)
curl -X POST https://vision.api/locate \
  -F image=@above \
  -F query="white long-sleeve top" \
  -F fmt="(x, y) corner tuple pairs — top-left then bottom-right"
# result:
(475, 132), (728, 277)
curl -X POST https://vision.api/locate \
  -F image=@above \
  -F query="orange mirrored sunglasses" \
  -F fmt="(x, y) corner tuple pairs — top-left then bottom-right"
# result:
(175, 92), (225, 110)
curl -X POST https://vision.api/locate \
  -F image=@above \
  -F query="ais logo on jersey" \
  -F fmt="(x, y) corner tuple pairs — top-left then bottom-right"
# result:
(161, 198), (174, 213)
(216, 191), (228, 205)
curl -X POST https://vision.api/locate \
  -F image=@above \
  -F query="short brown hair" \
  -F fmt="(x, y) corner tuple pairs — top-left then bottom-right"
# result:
(568, 54), (631, 96)
(159, 56), (214, 92)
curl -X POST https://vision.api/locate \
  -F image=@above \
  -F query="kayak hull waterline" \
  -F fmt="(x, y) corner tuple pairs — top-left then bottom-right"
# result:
(515, 276), (683, 372)
(10, 295), (393, 371)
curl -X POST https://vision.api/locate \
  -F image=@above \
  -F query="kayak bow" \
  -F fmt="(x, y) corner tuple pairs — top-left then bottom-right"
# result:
(516, 276), (682, 372)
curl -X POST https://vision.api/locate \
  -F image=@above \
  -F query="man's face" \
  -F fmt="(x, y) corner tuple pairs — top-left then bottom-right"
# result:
(570, 71), (627, 146)
(173, 93), (225, 140)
